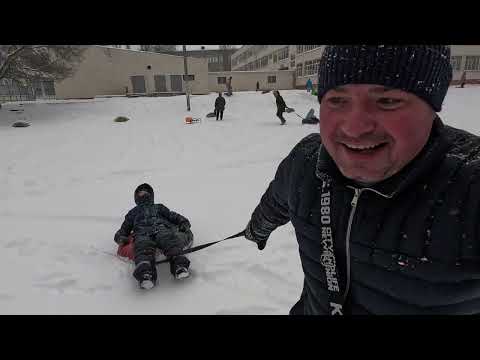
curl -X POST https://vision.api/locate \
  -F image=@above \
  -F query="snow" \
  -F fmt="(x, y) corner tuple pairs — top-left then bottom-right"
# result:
(1, 86), (479, 314)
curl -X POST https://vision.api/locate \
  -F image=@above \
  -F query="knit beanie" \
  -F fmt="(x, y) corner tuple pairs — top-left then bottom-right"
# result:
(317, 45), (452, 112)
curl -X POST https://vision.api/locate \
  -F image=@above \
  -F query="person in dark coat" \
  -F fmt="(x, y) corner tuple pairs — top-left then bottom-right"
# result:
(256, 81), (260, 92)
(460, 70), (467, 88)
(226, 76), (233, 96)
(214, 92), (226, 120)
(114, 183), (193, 289)
(273, 90), (287, 125)
(243, 45), (480, 315)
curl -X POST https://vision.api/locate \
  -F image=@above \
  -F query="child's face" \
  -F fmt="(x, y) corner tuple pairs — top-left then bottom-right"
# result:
(137, 190), (150, 198)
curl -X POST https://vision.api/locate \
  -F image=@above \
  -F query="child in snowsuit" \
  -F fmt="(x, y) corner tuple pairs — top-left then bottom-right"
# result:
(214, 92), (226, 120)
(114, 183), (193, 289)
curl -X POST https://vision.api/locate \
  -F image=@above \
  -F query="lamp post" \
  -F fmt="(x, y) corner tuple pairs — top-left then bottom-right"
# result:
(183, 45), (190, 111)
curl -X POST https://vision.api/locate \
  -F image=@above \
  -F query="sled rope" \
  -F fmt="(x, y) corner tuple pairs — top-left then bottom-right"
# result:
(155, 230), (245, 265)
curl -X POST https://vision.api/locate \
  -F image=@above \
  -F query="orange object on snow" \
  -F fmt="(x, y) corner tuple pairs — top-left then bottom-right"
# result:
(185, 116), (193, 124)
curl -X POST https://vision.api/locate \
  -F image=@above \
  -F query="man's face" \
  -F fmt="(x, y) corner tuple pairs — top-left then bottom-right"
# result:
(319, 84), (436, 184)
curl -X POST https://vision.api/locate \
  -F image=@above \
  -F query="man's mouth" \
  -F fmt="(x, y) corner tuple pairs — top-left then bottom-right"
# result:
(341, 142), (388, 152)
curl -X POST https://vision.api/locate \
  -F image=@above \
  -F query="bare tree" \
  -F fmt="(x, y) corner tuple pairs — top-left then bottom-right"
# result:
(0, 45), (86, 83)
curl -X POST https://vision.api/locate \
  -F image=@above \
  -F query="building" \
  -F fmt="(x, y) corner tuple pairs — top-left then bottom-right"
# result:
(208, 70), (295, 93)
(54, 46), (209, 99)
(153, 48), (237, 72)
(232, 45), (480, 88)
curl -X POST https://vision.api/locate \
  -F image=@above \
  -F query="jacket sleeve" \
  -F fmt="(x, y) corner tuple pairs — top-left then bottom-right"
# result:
(157, 204), (191, 228)
(248, 134), (319, 240)
(114, 208), (135, 243)
(248, 146), (297, 239)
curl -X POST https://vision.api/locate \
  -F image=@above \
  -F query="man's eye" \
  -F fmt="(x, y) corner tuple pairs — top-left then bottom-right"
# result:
(326, 97), (348, 106)
(377, 98), (404, 108)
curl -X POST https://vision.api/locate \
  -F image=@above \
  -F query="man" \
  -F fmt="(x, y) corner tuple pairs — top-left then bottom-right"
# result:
(244, 45), (480, 314)
(226, 76), (233, 96)
(273, 90), (288, 125)
(115, 183), (193, 289)
(460, 70), (467, 88)
(214, 92), (226, 121)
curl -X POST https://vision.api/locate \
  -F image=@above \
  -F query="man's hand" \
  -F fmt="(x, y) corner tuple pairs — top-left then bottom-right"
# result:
(244, 220), (268, 250)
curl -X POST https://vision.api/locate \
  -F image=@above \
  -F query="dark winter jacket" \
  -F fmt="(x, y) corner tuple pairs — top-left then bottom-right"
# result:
(114, 191), (190, 243)
(276, 95), (286, 112)
(248, 117), (480, 314)
(215, 96), (226, 110)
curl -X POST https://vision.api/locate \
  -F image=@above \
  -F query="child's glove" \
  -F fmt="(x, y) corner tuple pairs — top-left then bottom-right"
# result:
(114, 231), (129, 245)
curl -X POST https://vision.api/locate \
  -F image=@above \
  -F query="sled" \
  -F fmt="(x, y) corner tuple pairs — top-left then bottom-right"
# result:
(117, 233), (194, 263)
(185, 116), (201, 124)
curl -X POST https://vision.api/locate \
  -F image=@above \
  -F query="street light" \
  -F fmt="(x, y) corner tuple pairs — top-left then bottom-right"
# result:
(183, 45), (190, 111)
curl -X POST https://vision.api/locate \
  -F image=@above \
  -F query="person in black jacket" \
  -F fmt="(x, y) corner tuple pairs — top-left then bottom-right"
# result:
(273, 90), (287, 125)
(244, 45), (480, 315)
(214, 92), (226, 121)
(114, 183), (193, 289)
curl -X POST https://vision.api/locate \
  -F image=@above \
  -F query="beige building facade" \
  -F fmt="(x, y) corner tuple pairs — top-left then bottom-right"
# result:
(54, 46), (209, 99)
(208, 70), (295, 92)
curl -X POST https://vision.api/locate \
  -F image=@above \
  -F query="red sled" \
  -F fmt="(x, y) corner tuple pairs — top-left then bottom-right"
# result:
(116, 233), (193, 262)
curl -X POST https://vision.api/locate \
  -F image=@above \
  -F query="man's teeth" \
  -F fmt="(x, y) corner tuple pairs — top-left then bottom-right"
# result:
(344, 143), (383, 150)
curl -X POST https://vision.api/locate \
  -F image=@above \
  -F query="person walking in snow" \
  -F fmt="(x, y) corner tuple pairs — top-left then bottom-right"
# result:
(214, 92), (226, 121)
(114, 183), (193, 289)
(243, 45), (480, 315)
(226, 76), (233, 96)
(256, 81), (260, 92)
(306, 78), (313, 93)
(460, 70), (467, 88)
(273, 90), (288, 125)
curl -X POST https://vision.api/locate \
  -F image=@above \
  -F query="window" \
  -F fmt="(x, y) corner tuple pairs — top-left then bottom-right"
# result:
(297, 45), (304, 53)
(290, 61), (295, 68)
(312, 58), (320, 74)
(269, 54), (273, 59)
(278, 47), (289, 61)
(273, 54), (277, 63)
(304, 60), (313, 75)
(261, 56), (268, 67)
(217, 77), (226, 84)
(465, 56), (480, 71)
(303, 45), (321, 52)
(296, 63), (303, 77)
(208, 57), (218, 64)
(450, 56), (462, 71)
(268, 76), (276, 83)
(218, 56), (223, 64)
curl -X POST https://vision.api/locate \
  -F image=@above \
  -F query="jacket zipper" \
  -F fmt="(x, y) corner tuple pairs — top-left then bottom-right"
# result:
(344, 187), (361, 302)
(343, 186), (394, 303)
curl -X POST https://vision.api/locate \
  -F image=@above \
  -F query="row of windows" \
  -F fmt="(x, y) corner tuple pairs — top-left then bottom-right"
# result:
(451, 55), (480, 71)
(216, 75), (276, 84)
(296, 59), (320, 77)
(208, 56), (223, 64)
(296, 45), (321, 53)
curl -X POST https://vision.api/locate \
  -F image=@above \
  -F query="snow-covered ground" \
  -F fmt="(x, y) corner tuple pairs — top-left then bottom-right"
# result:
(0, 87), (478, 314)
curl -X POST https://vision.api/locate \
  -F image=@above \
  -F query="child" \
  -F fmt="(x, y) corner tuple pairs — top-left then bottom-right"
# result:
(114, 183), (193, 289)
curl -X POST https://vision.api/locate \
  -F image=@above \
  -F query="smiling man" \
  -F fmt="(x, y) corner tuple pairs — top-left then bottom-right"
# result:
(243, 45), (480, 314)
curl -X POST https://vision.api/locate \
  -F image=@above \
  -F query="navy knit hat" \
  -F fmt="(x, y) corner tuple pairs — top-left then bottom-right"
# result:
(317, 45), (453, 112)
